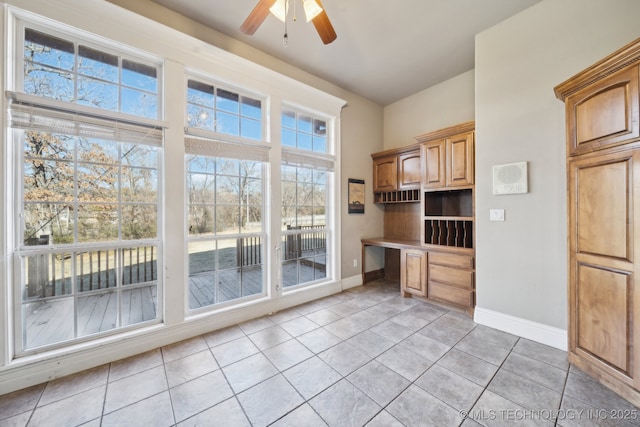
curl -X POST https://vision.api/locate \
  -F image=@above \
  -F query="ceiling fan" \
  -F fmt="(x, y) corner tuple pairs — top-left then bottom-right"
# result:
(240, 0), (337, 45)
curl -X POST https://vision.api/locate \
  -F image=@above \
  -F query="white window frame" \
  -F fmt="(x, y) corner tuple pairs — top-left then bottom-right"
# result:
(185, 72), (266, 144)
(184, 137), (270, 314)
(280, 104), (337, 292)
(9, 18), (166, 355)
(15, 18), (163, 121)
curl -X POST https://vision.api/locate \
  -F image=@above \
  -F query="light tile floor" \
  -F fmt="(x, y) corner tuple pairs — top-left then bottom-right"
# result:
(1, 279), (639, 427)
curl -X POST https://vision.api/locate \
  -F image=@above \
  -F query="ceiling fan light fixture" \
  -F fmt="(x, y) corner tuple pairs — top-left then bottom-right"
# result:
(242, 0), (335, 45)
(302, 0), (323, 22)
(269, 0), (287, 22)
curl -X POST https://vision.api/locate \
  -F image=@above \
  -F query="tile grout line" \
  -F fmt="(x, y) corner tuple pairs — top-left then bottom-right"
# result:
(462, 337), (521, 427)
(553, 364), (572, 427)
(6, 283), (607, 427)
(160, 342), (179, 426)
(366, 309), (478, 427)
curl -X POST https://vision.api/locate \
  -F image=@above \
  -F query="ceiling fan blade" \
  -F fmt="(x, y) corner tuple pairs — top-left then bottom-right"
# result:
(240, 0), (277, 36)
(311, 1), (337, 45)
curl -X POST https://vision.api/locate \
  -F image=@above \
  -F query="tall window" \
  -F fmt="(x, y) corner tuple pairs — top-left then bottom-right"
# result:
(11, 24), (163, 352)
(281, 108), (334, 288)
(185, 76), (267, 311)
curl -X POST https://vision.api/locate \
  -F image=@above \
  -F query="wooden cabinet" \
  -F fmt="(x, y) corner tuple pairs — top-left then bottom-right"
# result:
(373, 155), (398, 192)
(564, 65), (639, 156)
(428, 251), (475, 314)
(372, 147), (421, 203)
(418, 124), (475, 190)
(422, 140), (446, 187)
(366, 121), (476, 315)
(398, 150), (422, 189)
(446, 131), (474, 187)
(401, 248), (428, 297)
(413, 121), (476, 314)
(555, 37), (640, 405)
(569, 150), (639, 378)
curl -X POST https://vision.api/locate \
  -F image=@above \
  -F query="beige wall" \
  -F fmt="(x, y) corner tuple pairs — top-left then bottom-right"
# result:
(383, 70), (474, 150)
(340, 100), (385, 277)
(381, 0), (640, 343)
(475, 0), (640, 330)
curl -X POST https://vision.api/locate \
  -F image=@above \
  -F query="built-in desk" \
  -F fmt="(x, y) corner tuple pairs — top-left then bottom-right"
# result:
(360, 237), (421, 284)
(361, 237), (475, 316)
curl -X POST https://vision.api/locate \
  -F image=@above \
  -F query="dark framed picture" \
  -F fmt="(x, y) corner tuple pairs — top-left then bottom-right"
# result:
(348, 178), (365, 214)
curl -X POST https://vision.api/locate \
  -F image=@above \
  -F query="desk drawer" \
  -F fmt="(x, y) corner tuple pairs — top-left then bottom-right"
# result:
(429, 252), (474, 269)
(429, 282), (474, 308)
(429, 264), (474, 289)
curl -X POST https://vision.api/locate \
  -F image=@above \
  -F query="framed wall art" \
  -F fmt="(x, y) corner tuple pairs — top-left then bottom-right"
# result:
(348, 178), (365, 214)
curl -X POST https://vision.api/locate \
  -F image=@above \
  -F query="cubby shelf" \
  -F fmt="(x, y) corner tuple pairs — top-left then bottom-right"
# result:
(423, 218), (473, 248)
(374, 189), (421, 204)
(422, 188), (473, 249)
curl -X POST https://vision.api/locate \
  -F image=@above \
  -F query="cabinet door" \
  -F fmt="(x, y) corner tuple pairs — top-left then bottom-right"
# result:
(401, 249), (427, 297)
(373, 155), (398, 192)
(422, 140), (446, 189)
(398, 150), (421, 189)
(566, 65), (639, 156)
(569, 149), (640, 387)
(446, 131), (474, 187)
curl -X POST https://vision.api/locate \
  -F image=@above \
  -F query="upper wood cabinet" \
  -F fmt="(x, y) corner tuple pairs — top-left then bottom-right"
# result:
(372, 146), (422, 203)
(446, 131), (474, 187)
(422, 140), (446, 187)
(555, 37), (640, 406)
(562, 65), (639, 156)
(416, 122), (475, 190)
(373, 155), (398, 192)
(398, 150), (422, 189)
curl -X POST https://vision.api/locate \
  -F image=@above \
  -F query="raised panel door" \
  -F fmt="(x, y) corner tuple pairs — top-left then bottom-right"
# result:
(577, 263), (630, 373)
(446, 132), (474, 187)
(373, 155), (397, 192)
(567, 65), (639, 156)
(569, 149), (640, 388)
(576, 159), (630, 260)
(398, 150), (421, 189)
(401, 249), (427, 297)
(421, 140), (445, 189)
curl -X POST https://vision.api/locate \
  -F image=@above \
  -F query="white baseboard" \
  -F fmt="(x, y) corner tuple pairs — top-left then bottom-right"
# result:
(474, 307), (568, 351)
(341, 274), (362, 290)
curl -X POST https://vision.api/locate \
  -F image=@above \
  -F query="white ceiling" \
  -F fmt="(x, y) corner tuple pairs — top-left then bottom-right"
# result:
(150, 0), (541, 105)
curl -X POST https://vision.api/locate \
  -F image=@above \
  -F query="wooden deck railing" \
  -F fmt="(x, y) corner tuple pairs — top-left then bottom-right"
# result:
(234, 226), (327, 268)
(236, 236), (262, 267)
(25, 238), (157, 299)
(285, 225), (326, 260)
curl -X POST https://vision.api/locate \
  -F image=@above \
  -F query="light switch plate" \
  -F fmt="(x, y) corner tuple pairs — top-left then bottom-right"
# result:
(490, 209), (505, 221)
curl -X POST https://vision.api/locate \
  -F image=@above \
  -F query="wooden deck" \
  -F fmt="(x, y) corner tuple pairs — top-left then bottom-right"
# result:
(24, 262), (325, 349)
(24, 285), (158, 349)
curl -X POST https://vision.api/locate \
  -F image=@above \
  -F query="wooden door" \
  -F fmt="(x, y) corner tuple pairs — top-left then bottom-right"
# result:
(565, 65), (639, 156)
(398, 150), (421, 189)
(422, 140), (446, 189)
(569, 149), (640, 388)
(446, 131), (474, 187)
(373, 155), (397, 192)
(401, 248), (427, 297)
